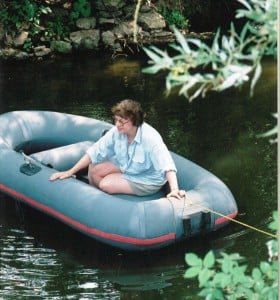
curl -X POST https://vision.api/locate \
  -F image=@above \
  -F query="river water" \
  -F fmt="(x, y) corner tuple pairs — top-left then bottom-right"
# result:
(0, 54), (277, 299)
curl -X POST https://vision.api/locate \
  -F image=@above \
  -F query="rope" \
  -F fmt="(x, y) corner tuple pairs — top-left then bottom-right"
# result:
(183, 197), (278, 239)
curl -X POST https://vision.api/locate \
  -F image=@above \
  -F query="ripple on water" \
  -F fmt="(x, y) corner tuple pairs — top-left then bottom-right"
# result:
(0, 228), (61, 298)
(0, 227), (121, 299)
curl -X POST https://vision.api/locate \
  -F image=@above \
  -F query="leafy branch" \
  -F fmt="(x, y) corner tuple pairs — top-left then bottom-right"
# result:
(142, 0), (277, 101)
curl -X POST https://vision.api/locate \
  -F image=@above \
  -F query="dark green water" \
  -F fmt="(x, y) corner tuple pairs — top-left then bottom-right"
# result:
(0, 54), (277, 299)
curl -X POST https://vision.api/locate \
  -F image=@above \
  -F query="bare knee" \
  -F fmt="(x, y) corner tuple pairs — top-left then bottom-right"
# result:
(88, 161), (121, 187)
(99, 180), (114, 194)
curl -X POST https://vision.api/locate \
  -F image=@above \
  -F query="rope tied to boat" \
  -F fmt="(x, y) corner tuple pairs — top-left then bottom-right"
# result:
(182, 195), (278, 239)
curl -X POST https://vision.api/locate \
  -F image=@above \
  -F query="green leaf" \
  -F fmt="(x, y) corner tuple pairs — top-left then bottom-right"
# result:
(142, 65), (164, 74)
(211, 288), (225, 300)
(266, 289), (279, 300)
(203, 251), (215, 268)
(221, 256), (233, 273)
(237, 0), (252, 11)
(250, 62), (262, 96)
(222, 35), (231, 52)
(216, 73), (239, 91)
(143, 47), (162, 64)
(188, 38), (203, 50)
(239, 22), (250, 42)
(252, 267), (262, 280)
(198, 287), (213, 297)
(257, 126), (277, 139)
(236, 285), (255, 299)
(268, 211), (278, 230)
(184, 266), (201, 278)
(149, 46), (168, 57)
(232, 265), (248, 284)
(220, 274), (231, 288)
(260, 261), (271, 274)
(198, 268), (212, 286)
(178, 77), (198, 96)
(254, 277), (265, 293)
(213, 272), (226, 286)
(212, 28), (221, 52)
(229, 253), (244, 262)
(189, 84), (205, 102)
(173, 27), (191, 54)
(185, 253), (203, 267)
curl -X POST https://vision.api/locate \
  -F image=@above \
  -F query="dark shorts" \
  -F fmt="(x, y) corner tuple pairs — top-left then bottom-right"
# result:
(127, 180), (163, 196)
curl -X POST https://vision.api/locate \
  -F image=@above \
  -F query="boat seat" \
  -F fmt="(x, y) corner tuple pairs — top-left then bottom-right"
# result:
(31, 141), (94, 172)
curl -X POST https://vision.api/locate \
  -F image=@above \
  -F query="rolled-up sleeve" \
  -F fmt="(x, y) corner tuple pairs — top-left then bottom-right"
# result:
(150, 141), (177, 173)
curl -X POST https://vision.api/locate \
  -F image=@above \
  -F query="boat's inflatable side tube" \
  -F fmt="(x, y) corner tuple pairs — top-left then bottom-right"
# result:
(0, 149), (177, 250)
(170, 153), (237, 236)
(0, 111), (112, 151)
(31, 141), (94, 171)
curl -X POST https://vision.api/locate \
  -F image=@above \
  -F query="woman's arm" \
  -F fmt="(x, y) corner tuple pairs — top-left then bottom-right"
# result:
(49, 154), (91, 181)
(166, 170), (185, 199)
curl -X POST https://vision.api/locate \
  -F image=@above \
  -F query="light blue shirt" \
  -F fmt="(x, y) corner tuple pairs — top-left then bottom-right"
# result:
(86, 122), (177, 185)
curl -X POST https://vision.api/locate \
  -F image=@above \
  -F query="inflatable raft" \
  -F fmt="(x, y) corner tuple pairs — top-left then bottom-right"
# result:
(0, 111), (238, 251)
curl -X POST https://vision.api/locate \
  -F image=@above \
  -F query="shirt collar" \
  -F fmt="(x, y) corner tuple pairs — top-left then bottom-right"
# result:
(134, 124), (142, 144)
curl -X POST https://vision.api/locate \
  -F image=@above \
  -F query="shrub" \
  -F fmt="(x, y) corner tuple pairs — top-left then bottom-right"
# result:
(184, 212), (278, 299)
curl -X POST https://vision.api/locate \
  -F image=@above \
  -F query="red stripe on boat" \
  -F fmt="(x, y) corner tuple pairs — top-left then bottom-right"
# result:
(0, 184), (176, 246)
(215, 211), (238, 225)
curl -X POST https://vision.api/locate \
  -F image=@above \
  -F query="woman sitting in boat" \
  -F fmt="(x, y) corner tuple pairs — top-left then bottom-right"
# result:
(50, 99), (185, 199)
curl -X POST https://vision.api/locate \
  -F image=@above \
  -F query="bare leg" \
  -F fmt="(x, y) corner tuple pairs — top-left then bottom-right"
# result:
(88, 161), (120, 186)
(99, 173), (135, 194)
(88, 161), (135, 194)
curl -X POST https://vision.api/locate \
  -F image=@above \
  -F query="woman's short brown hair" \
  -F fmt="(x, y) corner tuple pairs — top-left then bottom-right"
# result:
(111, 99), (144, 127)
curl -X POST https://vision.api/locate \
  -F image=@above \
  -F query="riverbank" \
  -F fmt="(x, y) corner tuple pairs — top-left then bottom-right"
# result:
(0, 1), (213, 61)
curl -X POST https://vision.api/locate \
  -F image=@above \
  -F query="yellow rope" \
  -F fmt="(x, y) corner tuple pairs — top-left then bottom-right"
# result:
(184, 198), (278, 239)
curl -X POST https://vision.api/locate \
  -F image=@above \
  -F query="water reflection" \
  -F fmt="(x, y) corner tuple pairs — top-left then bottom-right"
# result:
(0, 55), (277, 299)
(0, 196), (242, 299)
(0, 228), (58, 298)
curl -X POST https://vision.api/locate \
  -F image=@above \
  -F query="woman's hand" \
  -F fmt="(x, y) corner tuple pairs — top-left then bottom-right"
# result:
(49, 170), (74, 181)
(49, 154), (91, 181)
(167, 189), (186, 199)
(165, 170), (186, 199)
